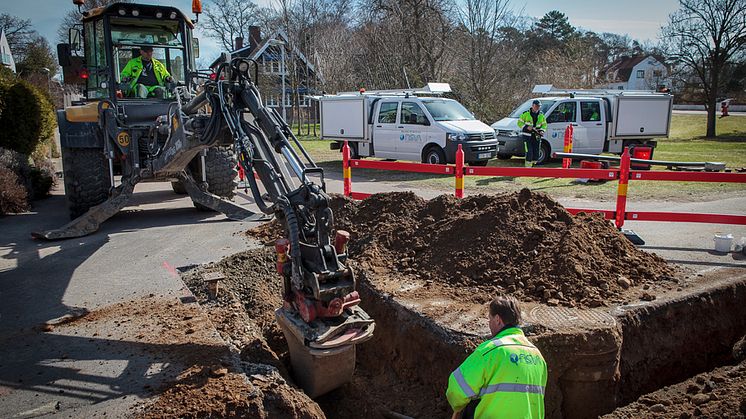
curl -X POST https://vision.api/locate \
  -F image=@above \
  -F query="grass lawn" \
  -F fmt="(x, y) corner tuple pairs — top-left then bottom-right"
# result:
(296, 114), (746, 202)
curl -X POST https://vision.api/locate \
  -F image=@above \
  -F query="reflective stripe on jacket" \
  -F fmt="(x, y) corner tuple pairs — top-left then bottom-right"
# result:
(516, 111), (547, 131)
(446, 327), (547, 419)
(120, 56), (170, 90)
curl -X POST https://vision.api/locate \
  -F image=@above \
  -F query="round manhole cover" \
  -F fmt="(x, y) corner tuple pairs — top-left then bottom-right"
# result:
(528, 306), (616, 329)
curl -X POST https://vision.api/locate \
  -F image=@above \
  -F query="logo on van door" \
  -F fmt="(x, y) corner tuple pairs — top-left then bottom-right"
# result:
(400, 133), (422, 142)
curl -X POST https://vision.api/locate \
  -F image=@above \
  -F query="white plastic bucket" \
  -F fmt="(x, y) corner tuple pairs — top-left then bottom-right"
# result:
(713, 233), (733, 253)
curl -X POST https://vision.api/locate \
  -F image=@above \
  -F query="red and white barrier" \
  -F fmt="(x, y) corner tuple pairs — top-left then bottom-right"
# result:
(340, 141), (746, 228)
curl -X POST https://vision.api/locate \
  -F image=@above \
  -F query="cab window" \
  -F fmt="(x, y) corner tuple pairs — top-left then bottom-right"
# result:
(547, 102), (577, 123)
(400, 102), (428, 125)
(85, 20), (108, 99)
(378, 102), (399, 124)
(581, 101), (601, 122)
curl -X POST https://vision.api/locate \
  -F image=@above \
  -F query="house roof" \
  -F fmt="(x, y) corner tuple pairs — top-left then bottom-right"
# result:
(211, 30), (324, 83)
(605, 56), (648, 82)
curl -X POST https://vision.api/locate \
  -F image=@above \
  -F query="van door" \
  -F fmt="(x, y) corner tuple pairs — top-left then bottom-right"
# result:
(577, 100), (605, 154)
(545, 101), (578, 154)
(397, 101), (430, 160)
(373, 101), (400, 158)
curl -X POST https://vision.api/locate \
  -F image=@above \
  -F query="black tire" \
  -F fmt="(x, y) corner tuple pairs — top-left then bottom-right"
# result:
(422, 145), (446, 165)
(496, 153), (512, 160)
(193, 147), (238, 211)
(61, 147), (111, 219)
(469, 160), (489, 166)
(536, 141), (552, 165)
(171, 181), (187, 194)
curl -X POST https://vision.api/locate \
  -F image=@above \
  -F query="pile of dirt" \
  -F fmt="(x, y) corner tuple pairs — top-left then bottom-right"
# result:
(250, 190), (677, 308)
(604, 336), (746, 418)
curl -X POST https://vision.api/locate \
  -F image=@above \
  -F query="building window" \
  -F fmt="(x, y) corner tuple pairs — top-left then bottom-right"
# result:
(618, 86), (624, 90)
(637, 70), (645, 78)
(653, 70), (662, 77)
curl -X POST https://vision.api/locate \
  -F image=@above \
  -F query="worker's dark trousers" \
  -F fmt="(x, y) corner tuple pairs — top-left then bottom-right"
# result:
(524, 133), (540, 163)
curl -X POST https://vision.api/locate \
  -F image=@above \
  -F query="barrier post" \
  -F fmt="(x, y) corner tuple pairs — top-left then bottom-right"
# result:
(615, 147), (630, 229)
(455, 144), (464, 198)
(562, 125), (574, 169)
(342, 141), (352, 197)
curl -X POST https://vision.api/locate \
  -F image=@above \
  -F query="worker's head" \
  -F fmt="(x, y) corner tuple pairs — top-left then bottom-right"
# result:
(140, 45), (154, 61)
(488, 295), (521, 335)
(531, 100), (541, 113)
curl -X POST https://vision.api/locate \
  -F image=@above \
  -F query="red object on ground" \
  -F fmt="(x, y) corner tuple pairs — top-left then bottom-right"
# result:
(631, 146), (652, 170)
(580, 160), (603, 170)
(721, 101), (730, 117)
(237, 164), (245, 181)
(455, 144), (464, 198)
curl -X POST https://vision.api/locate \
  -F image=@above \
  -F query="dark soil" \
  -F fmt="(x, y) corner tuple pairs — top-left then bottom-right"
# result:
(249, 190), (677, 308)
(604, 336), (746, 419)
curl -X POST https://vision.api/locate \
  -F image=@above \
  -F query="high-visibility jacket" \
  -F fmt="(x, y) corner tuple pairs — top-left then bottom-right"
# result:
(446, 327), (547, 419)
(120, 56), (170, 90)
(517, 111), (547, 132)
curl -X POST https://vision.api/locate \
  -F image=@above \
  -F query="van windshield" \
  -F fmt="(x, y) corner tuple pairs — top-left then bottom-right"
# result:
(421, 100), (475, 121)
(509, 99), (556, 118)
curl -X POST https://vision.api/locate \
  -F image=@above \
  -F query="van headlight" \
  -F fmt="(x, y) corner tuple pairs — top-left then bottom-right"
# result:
(447, 133), (467, 141)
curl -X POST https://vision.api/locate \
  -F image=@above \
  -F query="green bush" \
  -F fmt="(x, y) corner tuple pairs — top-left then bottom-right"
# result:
(0, 75), (56, 156)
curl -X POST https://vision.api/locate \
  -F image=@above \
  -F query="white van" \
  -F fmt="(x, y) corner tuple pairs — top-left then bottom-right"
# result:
(319, 84), (497, 165)
(491, 85), (673, 164)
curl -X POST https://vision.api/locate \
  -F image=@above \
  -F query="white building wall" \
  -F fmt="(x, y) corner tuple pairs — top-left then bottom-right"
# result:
(0, 30), (16, 73)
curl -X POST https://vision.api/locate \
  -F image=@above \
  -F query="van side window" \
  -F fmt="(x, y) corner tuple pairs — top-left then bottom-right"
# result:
(401, 102), (428, 125)
(547, 102), (576, 123)
(581, 101), (601, 122)
(378, 102), (399, 124)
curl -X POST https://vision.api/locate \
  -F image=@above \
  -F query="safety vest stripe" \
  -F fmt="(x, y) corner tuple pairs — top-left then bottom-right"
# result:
(453, 367), (477, 399)
(490, 337), (536, 349)
(479, 383), (546, 397)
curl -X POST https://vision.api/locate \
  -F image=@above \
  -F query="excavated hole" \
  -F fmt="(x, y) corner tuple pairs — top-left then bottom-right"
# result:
(178, 191), (746, 418)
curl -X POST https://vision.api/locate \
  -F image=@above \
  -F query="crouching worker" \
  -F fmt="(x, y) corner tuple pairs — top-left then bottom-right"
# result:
(120, 45), (173, 99)
(446, 295), (547, 419)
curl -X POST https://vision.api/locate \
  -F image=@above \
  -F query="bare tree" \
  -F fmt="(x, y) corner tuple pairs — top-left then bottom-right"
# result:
(0, 14), (36, 58)
(202, 0), (260, 52)
(662, 0), (746, 137)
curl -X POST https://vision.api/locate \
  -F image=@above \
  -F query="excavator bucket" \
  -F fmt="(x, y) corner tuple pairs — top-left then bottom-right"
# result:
(275, 307), (375, 398)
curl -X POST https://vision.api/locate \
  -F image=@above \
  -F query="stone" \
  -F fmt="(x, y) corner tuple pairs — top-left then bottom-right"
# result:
(617, 276), (631, 289)
(690, 393), (710, 406)
(649, 404), (666, 413)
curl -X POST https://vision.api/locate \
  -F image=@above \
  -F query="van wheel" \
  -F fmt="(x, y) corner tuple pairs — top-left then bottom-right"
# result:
(423, 146), (446, 165)
(536, 142), (552, 165)
(496, 153), (512, 160)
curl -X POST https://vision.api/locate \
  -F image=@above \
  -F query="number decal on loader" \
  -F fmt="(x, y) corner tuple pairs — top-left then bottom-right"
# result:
(117, 131), (131, 147)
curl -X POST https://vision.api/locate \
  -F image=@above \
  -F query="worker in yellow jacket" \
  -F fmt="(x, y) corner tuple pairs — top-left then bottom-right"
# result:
(446, 295), (547, 419)
(516, 100), (547, 167)
(120, 45), (172, 99)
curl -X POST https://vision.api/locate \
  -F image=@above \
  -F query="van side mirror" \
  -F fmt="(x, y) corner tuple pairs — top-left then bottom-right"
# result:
(57, 43), (72, 67)
(193, 37), (200, 58)
(69, 27), (82, 53)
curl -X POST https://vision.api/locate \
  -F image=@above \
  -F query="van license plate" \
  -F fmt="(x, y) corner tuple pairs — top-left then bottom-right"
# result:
(478, 153), (492, 159)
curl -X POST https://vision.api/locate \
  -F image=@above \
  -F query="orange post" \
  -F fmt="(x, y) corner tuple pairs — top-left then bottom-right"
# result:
(562, 124), (574, 169)
(615, 147), (630, 229)
(455, 144), (464, 198)
(342, 141), (352, 197)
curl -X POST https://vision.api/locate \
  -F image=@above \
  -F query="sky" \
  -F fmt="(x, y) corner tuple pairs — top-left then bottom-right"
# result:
(2, 0), (681, 63)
